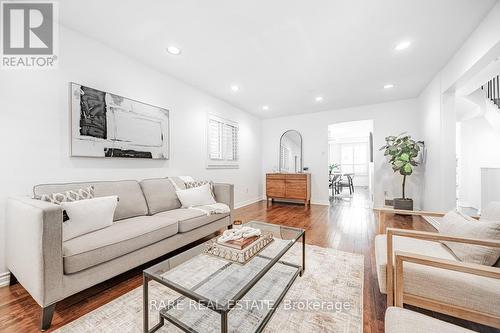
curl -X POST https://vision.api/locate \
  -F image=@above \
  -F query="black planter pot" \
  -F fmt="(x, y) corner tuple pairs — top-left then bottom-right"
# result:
(393, 198), (413, 210)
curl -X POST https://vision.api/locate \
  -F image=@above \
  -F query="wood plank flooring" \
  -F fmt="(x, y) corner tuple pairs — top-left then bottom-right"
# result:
(0, 189), (497, 332)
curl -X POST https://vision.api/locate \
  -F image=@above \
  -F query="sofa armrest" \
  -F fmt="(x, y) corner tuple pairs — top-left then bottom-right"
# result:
(6, 196), (63, 306)
(213, 183), (234, 211)
(393, 251), (500, 327)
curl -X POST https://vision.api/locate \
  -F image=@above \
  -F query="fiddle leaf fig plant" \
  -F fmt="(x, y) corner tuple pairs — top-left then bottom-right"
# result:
(380, 133), (424, 200)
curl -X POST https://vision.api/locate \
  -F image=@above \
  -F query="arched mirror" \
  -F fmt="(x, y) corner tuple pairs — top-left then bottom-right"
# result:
(279, 130), (303, 173)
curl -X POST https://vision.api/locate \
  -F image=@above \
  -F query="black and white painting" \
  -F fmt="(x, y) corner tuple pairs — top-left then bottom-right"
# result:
(70, 83), (169, 159)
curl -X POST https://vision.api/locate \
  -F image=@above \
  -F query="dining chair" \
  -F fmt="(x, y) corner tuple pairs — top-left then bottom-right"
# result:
(338, 174), (354, 195)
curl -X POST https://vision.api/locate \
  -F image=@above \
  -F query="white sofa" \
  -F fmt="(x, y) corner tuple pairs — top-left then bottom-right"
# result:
(6, 177), (234, 330)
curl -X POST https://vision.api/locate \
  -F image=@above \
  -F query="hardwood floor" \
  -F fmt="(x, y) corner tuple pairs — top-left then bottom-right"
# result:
(0, 190), (497, 332)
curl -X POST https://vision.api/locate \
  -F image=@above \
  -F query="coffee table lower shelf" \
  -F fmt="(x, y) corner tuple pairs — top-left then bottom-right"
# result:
(149, 261), (301, 333)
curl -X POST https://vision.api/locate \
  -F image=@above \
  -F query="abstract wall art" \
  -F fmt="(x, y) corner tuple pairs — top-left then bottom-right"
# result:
(70, 83), (169, 159)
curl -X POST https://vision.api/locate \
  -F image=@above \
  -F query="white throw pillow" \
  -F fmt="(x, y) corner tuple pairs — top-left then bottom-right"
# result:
(60, 196), (118, 241)
(175, 183), (216, 208)
(439, 210), (500, 266)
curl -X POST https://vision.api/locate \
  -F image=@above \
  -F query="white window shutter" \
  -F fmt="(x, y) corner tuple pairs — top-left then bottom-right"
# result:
(207, 114), (239, 168)
(224, 124), (238, 161)
(208, 119), (223, 160)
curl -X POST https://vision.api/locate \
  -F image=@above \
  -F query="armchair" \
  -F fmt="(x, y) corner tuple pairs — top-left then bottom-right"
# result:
(373, 207), (500, 328)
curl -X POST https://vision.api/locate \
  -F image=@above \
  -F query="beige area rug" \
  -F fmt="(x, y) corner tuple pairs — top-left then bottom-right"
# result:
(55, 244), (364, 333)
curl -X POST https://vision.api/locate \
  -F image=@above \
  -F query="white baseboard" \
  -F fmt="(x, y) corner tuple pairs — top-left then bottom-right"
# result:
(0, 272), (10, 288)
(311, 200), (330, 206)
(234, 197), (265, 209)
(234, 197), (330, 208)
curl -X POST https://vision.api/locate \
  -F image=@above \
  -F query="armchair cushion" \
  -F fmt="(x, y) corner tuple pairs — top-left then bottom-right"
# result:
(439, 210), (500, 266)
(374, 234), (457, 293)
(385, 307), (475, 333)
(374, 234), (500, 318)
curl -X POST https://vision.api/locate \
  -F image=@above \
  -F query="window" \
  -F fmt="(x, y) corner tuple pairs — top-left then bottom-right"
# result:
(207, 114), (239, 168)
(280, 144), (290, 171)
(340, 142), (368, 174)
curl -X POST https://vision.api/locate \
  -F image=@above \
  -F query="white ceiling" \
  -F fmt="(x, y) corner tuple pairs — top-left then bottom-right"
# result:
(59, 0), (496, 118)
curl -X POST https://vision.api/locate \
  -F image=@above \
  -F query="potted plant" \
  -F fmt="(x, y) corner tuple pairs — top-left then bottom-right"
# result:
(380, 133), (424, 210)
(329, 163), (340, 174)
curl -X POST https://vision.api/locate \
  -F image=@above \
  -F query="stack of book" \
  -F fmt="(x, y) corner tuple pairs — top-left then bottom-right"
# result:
(205, 231), (274, 264)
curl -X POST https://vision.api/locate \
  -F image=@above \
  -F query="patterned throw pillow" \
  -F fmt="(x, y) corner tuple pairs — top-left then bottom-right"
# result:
(185, 180), (215, 197)
(185, 180), (212, 189)
(40, 186), (95, 205)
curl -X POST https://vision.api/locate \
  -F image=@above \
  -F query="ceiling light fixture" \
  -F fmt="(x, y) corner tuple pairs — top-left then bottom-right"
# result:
(315, 96), (323, 102)
(262, 105), (269, 111)
(230, 85), (239, 92)
(395, 40), (411, 51)
(384, 84), (394, 89)
(166, 46), (181, 55)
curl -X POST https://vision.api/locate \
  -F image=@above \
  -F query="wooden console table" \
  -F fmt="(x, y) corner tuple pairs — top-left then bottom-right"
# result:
(266, 173), (311, 206)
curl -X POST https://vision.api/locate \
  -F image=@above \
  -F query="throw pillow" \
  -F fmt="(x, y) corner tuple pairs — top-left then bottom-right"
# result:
(439, 210), (500, 266)
(175, 183), (216, 208)
(185, 180), (215, 196)
(60, 196), (118, 241)
(40, 186), (95, 204)
(185, 180), (213, 189)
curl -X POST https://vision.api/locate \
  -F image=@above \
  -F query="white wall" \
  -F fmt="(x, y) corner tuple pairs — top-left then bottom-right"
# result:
(262, 99), (422, 206)
(0, 27), (262, 275)
(418, 1), (500, 211)
(460, 117), (500, 210)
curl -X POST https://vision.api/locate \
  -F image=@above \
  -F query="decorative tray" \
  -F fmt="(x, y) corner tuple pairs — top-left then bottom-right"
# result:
(204, 232), (274, 264)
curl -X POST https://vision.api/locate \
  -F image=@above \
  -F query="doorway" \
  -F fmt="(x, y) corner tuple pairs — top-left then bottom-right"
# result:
(328, 120), (374, 207)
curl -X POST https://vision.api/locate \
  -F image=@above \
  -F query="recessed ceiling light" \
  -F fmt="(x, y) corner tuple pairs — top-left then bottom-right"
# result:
(231, 85), (239, 92)
(262, 105), (269, 111)
(166, 46), (181, 55)
(315, 96), (323, 102)
(384, 84), (394, 89)
(395, 41), (411, 51)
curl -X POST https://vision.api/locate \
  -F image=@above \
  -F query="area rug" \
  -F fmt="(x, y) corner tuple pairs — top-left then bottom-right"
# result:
(55, 244), (364, 333)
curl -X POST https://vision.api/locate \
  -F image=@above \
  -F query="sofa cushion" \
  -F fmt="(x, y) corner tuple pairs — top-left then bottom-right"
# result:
(375, 234), (500, 317)
(63, 215), (178, 273)
(34, 180), (148, 221)
(156, 209), (229, 233)
(385, 307), (475, 333)
(140, 178), (181, 214)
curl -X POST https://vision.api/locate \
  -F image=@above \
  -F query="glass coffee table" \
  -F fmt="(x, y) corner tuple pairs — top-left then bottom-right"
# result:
(143, 221), (305, 333)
